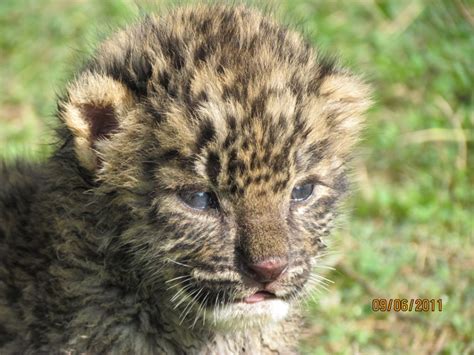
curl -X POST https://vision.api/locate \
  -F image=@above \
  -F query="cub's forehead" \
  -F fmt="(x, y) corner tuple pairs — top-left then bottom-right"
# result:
(148, 77), (333, 197)
(131, 6), (334, 194)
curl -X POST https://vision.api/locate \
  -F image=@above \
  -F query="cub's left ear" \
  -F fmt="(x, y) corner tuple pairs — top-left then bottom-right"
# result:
(320, 72), (373, 137)
(59, 72), (135, 171)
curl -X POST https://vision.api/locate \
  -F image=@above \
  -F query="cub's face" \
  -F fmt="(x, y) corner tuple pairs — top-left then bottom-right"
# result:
(141, 93), (347, 328)
(59, 6), (370, 329)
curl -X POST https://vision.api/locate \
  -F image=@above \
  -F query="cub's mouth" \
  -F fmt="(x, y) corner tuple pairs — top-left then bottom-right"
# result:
(166, 265), (311, 328)
(209, 289), (290, 328)
(241, 290), (277, 304)
(169, 281), (298, 328)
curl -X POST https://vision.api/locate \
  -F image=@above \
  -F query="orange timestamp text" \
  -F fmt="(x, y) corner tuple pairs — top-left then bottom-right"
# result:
(371, 298), (443, 312)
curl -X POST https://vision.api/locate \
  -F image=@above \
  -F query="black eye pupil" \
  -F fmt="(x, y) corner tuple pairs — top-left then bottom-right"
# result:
(291, 183), (314, 201)
(180, 191), (218, 210)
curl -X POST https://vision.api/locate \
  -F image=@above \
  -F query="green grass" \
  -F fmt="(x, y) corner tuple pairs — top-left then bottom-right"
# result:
(1, 0), (472, 353)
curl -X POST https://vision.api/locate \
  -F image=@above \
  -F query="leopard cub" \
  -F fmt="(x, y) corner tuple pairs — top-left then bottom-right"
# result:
(0, 4), (371, 354)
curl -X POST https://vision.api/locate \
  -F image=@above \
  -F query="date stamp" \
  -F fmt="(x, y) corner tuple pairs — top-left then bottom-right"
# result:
(372, 298), (443, 312)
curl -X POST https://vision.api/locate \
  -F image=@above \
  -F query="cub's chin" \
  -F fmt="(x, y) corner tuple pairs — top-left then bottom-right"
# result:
(206, 293), (291, 330)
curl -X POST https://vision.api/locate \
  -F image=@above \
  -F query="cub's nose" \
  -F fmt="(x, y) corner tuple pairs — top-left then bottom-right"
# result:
(247, 258), (288, 283)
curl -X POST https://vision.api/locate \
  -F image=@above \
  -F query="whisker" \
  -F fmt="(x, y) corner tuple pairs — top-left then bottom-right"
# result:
(166, 258), (192, 268)
(180, 288), (203, 325)
(313, 264), (336, 271)
(310, 274), (334, 284)
(200, 292), (210, 326)
(192, 291), (209, 328)
(165, 275), (191, 284)
(309, 280), (331, 292)
(213, 290), (221, 326)
(172, 285), (192, 307)
(166, 277), (192, 291)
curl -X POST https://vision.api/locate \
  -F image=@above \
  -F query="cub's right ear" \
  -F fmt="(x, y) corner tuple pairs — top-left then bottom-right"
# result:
(59, 72), (135, 171)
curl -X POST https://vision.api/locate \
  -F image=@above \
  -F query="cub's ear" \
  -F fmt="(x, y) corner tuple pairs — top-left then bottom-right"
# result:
(320, 72), (372, 141)
(59, 73), (135, 171)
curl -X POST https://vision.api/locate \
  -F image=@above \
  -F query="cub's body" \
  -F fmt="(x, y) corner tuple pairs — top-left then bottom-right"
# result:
(0, 5), (370, 354)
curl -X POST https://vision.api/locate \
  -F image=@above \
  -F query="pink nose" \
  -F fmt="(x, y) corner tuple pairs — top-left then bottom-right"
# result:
(247, 258), (288, 283)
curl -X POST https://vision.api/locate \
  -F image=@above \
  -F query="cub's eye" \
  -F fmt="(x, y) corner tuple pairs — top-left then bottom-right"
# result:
(179, 191), (219, 211)
(290, 183), (314, 202)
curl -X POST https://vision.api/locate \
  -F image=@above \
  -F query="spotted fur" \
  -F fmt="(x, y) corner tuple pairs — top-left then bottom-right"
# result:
(0, 4), (371, 354)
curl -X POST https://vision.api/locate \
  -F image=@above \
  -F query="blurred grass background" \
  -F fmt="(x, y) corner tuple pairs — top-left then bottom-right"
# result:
(0, 0), (472, 353)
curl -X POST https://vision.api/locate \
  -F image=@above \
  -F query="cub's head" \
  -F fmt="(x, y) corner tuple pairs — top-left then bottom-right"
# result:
(58, 5), (371, 329)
